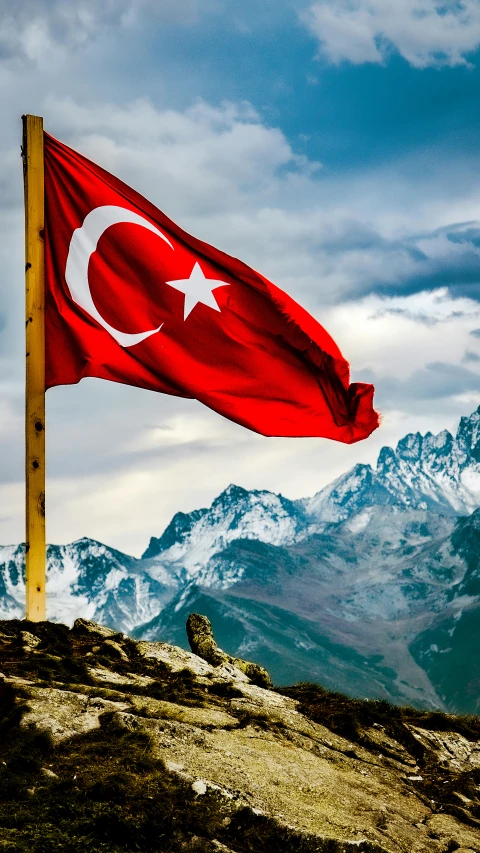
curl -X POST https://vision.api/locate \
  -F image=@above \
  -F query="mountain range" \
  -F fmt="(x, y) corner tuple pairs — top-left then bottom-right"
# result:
(2, 406), (480, 714)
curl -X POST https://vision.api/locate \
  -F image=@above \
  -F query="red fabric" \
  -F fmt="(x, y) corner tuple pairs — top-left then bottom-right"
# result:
(44, 132), (379, 442)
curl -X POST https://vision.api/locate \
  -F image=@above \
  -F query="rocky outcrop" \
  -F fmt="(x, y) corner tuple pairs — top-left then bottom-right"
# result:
(1, 617), (480, 853)
(186, 613), (272, 689)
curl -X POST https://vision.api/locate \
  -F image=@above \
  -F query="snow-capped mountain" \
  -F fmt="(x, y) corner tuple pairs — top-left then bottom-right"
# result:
(143, 407), (480, 584)
(0, 539), (175, 632)
(143, 484), (307, 587)
(138, 504), (477, 709)
(303, 407), (480, 522)
(2, 405), (480, 713)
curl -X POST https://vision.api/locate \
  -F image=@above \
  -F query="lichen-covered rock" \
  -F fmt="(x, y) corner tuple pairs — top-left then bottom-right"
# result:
(20, 630), (40, 649)
(72, 618), (117, 638)
(186, 613), (229, 668)
(230, 659), (272, 690)
(102, 638), (129, 661)
(186, 613), (272, 689)
(1, 616), (480, 853)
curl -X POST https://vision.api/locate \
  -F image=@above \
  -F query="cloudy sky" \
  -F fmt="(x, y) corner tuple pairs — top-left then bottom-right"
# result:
(1, 0), (480, 555)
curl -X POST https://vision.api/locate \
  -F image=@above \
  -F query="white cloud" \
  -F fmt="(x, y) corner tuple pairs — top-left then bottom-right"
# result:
(301, 0), (480, 68)
(41, 96), (480, 309)
(1, 81), (480, 552)
(33, 287), (479, 555)
(45, 96), (311, 219)
(322, 288), (480, 379)
(0, 0), (213, 68)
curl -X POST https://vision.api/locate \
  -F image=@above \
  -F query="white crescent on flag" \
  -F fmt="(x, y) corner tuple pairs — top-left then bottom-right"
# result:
(65, 205), (174, 347)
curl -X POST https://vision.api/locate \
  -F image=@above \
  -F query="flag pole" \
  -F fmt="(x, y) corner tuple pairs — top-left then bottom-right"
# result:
(22, 114), (46, 622)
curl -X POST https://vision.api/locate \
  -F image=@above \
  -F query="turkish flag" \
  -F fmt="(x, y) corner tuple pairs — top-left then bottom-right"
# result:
(44, 132), (379, 442)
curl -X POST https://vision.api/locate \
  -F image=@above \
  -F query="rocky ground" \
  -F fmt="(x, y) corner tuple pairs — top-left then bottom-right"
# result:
(1, 617), (480, 852)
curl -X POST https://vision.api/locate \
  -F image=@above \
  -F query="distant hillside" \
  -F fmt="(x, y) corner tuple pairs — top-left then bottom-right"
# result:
(2, 406), (480, 713)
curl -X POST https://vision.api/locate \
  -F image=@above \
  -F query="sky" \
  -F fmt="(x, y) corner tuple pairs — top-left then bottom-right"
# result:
(1, 0), (480, 556)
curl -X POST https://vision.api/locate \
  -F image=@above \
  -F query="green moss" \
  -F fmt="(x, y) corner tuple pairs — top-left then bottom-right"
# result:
(279, 682), (480, 831)
(0, 682), (339, 853)
(231, 709), (286, 734)
(0, 621), (210, 709)
(0, 688), (224, 853)
(279, 681), (480, 748)
(3, 620), (480, 849)
(226, 807), (384, 853)
(206, 681), (243, 700)
(0, 620), (94, 687)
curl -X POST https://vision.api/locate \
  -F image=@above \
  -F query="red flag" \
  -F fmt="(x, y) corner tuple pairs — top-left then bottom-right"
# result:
(44, 132), (379, 442)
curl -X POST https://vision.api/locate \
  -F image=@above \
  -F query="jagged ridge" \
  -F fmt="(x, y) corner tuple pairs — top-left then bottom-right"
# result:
(1, 405), (480, 713)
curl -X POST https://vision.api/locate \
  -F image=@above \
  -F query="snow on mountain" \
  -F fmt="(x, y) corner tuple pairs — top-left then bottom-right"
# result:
(142, 406), (480, 589)
(143, 483), (307, 587)
(139, 503), (480, 710)
(3, 404), (480, 712)
(299, 463), (396, 523)
(0, 545), (25, 620)
(302, 406), (480, 522)
(0, 539), (175, 631)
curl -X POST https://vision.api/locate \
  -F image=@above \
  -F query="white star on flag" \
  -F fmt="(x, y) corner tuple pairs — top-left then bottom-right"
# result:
(166, 262), (230, 320)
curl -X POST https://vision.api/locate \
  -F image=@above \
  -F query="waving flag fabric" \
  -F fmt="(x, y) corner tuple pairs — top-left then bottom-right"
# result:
(44, 132), (379, 442)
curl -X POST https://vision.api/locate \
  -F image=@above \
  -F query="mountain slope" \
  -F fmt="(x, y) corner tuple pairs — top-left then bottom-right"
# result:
(410, 509), (480, 714)
(2, 405), (480, 713)
(303, 406), (480, 522)
(0, 539), (175, 632)
(4, 618), (480, 853)
(143, 484), (307, 580)
(137, 505), (476, 709)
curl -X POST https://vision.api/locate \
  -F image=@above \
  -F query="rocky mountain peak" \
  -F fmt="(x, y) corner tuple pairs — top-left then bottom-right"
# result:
(376, 445), (396, 468)
(395, 430), (423, 461)
(304, 404), (480, 522)
(456, 405), (480, 461)
(212, 483), (250, 506)
(140, 406), (480, 569)
(2, 404), (480, 717)
(377, 428), (455, 475)
(144, 483), (305, 583)
(422, 428), (452, 454)
(143, 508), (207, 559)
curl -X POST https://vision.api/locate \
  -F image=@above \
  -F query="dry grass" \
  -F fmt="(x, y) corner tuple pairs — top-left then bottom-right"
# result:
(279, 682), (480, 831)
(2, 620), (480, 849)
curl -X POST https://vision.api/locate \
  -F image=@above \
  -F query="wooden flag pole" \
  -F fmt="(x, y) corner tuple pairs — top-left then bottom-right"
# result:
(22, 114), (46, 622)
